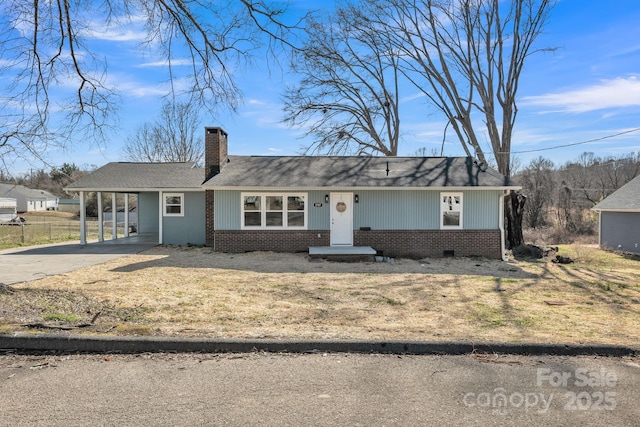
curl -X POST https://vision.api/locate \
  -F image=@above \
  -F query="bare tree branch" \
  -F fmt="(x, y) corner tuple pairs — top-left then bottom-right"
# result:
(282, 3), (401, 156)
(0, 0), (305, 169)
(123, 100), (203, 163)
(380, 0), (554, 177)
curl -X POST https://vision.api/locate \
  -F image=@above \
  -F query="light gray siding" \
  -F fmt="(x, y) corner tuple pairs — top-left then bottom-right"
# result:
(215, 190), (327, 230)
(214, 189), (501, 231)
(163, 192), (206, 245)
(214, 190), (239, 230)
(308, 190), (330, 229)
(353, 189), (500, 230)
(353, 190), (437, 229)
(600, 211), (640, 254)
(464, 190), (501, 229)
(137, 192), (159, 234)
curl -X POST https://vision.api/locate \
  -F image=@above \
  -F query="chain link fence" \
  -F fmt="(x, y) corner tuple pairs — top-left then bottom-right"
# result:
(0, 219), (127, 248)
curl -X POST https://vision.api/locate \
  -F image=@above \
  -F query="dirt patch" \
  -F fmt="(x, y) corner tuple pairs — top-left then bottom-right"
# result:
(1, 245), (639, 346)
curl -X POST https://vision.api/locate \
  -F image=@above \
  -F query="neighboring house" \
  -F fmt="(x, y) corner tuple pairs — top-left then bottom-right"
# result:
(0, 183), (59, 212)
(0, 198), (17, 223)
(66, 127), (520, 258)
(103, 206), (138, 230)
(58, 198), (81, 214)
(592, 174), (640, 254)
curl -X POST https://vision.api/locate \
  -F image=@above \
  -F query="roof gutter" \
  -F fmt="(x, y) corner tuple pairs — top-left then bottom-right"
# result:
(202, 185), (522, 191)
(64, 187), (205, 193)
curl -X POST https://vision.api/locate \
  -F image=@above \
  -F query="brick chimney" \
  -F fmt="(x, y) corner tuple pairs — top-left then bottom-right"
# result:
(204, 127), (228, 180)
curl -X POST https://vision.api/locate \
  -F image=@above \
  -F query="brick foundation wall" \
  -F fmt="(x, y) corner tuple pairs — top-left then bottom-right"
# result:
(212, 230), (330, 253)
(209, 229), (503, 259)
(354, 229), (502, 259)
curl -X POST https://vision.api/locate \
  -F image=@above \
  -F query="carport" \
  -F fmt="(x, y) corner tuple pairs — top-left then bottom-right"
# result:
(78, 191), (139, 245)
(65, 162), (206, 246)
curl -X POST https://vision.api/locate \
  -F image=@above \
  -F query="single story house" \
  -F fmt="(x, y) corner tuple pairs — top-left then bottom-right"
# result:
(0, 183), (59, 212)
(592, 174), (640, 254)
(0, 198), (17, 223)
(66, 126), (520, 259)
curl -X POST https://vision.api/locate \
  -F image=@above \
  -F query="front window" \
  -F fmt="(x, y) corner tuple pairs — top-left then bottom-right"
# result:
(441, 192), (463, 229)
(242, 193), (307, 229)
(164, 193), (184, 216)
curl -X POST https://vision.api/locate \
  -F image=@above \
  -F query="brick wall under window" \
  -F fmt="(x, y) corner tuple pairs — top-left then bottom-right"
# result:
(354, 229), (502, 259)
(212, 230), (329, 253)
(208, 229), (502, 259)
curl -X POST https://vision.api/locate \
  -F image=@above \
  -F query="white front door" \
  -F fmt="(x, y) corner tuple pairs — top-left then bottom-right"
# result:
(330, 192), (353, 246)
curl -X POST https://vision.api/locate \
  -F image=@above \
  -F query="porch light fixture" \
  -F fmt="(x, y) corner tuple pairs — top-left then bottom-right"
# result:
(354, 194), (359, 203)
(325, 194), (329, 203)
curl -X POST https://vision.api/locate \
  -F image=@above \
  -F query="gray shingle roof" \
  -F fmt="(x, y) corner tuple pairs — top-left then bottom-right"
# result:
(65, 162), (205, 191)
(202, 156), (518, 189)
(592, 174), (640, 211)
(0, 183), (57, 199)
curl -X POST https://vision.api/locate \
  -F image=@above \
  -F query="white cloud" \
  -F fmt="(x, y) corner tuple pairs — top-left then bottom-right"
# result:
(240, 98), (288, 129)
(82, 27), (147, 42)
(400, 92), (426, 103)
(137, 59), (192, 68)
(79, 13), (149, 43)
(522, 76), (640, 113)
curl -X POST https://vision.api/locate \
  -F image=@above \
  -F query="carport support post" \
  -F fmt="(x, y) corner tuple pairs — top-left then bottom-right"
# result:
(97, 192), (104, 242)
(111, 192), (117, 240)
(158, 191), (163, 245)
(124, 193), (130, 237)
(79, 191), (86, 245)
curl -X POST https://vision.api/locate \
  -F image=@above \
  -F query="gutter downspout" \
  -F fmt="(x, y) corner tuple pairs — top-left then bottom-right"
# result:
(500, 190), (509, 261)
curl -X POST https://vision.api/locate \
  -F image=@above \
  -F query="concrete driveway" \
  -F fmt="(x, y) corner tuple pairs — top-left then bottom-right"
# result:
(0, 236), (157, 285)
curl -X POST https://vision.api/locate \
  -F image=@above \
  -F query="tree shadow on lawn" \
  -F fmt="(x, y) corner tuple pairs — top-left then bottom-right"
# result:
(109, 246), (536, 279)
(527, 256), (640, 318)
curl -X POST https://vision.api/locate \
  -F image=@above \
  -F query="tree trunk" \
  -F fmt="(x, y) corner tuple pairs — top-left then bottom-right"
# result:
(506, 191), (526, 249)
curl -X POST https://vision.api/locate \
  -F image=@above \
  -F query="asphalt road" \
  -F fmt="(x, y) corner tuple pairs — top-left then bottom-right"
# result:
(0, 353), (637, 426)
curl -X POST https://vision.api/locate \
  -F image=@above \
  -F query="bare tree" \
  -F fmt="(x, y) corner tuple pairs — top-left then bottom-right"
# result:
(561, 151), (640, 207)
(124, 101), (203, 163)
(519, 157), (555, 228)
(0, 0), (303, 168)
(282, 3), (401, 156)
(373, 0), (555, 247)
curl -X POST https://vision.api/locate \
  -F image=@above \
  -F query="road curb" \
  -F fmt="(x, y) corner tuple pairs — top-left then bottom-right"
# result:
(0, 334), (637, 356)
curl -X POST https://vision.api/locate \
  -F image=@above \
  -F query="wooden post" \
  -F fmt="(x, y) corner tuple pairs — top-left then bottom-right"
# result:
(98, 192), (104, 242)
(79, 191), (86, 245)
(158, 192), (163, 245)
(111, 192), (117, 240)
(124, 193), (130, 237)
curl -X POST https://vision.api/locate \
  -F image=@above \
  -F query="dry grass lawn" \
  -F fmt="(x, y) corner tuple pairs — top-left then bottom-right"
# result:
(1, 245), (639, 346)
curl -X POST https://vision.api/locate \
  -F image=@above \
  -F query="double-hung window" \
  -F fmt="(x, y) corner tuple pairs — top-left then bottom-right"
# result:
(164, 193), (184, 217)
(242, 193), (307, 229)
(440, 192), (463, 229)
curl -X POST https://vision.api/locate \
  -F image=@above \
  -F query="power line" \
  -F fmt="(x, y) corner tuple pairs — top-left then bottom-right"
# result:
(505, 127), (640, 154)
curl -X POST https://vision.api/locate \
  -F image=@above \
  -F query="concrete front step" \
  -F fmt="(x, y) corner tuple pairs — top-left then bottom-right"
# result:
(308, 246), (377, 262)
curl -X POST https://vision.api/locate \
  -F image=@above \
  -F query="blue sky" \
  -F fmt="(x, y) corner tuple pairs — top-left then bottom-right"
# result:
(8, 0), (640, 176)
